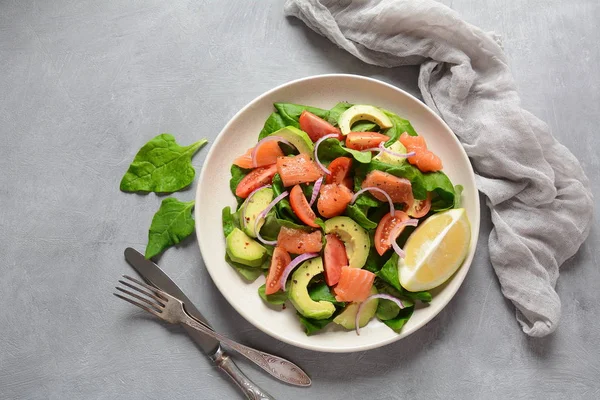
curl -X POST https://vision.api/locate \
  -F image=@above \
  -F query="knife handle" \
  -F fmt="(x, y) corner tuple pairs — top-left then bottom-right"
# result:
(211, 347), (276, 400)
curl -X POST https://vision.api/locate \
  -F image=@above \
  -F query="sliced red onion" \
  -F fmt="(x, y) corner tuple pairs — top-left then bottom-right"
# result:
(355, 294), (405, 335)
(390, 219), (419, 258)
(240, 185), (271, 230)
(252, 136), (294, 168)
(280, 252), (320, 291)
(309, 177), (323, 207)
(314, 134), (340, 174)
(351, 187), (395, 217)
(254, 190), (289, 246)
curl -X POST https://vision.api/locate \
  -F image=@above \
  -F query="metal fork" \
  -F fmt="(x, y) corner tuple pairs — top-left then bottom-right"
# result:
(114, 275), (311, 387)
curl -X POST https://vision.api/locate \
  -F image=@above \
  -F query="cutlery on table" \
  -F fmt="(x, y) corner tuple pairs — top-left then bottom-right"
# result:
(120, 248), (311, 399)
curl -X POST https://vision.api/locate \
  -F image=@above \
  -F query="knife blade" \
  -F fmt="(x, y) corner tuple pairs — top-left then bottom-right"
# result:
(124, 247), (219, 355)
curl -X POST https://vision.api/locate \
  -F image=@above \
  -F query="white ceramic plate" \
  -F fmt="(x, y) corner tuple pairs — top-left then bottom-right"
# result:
(195, 74), (479, 353)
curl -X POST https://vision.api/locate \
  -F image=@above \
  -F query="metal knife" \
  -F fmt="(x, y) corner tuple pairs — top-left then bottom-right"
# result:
(124, 247), (276, 400)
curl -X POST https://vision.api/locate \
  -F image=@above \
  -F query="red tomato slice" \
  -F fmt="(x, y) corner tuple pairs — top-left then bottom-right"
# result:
(289, 185), (319, 228)
(299, 110), (342, 142)
(374, 211), (411, 256)
(265, 247), (291, 295)
(323, 234), (348, 286)
(334, 266), (375, 303)
(406, 193), (432, 218)
(345, 131), (390, 151)
(362, 170), (414, 206)
(317, 183), (354, 219)
(325, 157), (353, 190)
(277, 226), (323, 255)
(235, 164), (278, 199)
(276, 154), (323, 187)
(233, 141), (284, 169)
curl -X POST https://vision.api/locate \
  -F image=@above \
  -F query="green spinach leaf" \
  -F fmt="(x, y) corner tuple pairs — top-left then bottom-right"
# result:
(309, 282), (344, 307)
(297, 314), (334, 335)
(221, 206), (238, 237)
(317, 138), (372, 164)
(258, 112), (287, 140)
(381, 110), (417, 146)
(274, 103), (329, 128)
(225, 254), (263, 282)
(351, 121), (379, 132)
(327, 102), (353, 125)
(383, 305), (415, 333)
(145, 198), (195, 259)
(258, 284), (287, 305)
(375, 255), (433, 302)
(120, 134), (207, 193)
(230, 165), (250, 207)
(272, 174), (298, 222)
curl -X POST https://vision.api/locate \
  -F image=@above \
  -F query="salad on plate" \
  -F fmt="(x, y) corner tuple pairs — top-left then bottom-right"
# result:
(221, 102), (470, 336)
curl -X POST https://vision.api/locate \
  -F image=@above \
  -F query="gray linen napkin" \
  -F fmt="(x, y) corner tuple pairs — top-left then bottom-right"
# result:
(284, 0), (594, 337)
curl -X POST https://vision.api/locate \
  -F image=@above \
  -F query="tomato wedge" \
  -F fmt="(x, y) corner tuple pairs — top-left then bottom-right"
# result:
(345, 131), (389, 151)
(406, 193), (432, 218)
(362, 170), (414, 206)
(374, 211), (411, 256)
(289, 184), (319, 228)
(326, 157), (353, 190)
(299, 110), (342, 142)
(323, 234), (348, 286)
(235, 164), (278, 199)
(265, 247), (291, 295)
(277, 226), (323, 254)
(317, 183), (353, 219)
(233, 141), (284, 169)
(334, 266), (375, 303)
(276, 154), (323, 187)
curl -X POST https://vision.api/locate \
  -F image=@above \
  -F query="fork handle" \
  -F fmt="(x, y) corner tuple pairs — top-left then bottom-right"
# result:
(212, 347), (275, 400)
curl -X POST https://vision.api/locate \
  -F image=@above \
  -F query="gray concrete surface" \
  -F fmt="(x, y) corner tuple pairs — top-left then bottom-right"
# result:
(1, 1), (598, 399)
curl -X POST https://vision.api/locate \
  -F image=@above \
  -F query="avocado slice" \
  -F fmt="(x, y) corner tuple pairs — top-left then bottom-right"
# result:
(239, 187), (274, 237)
(225, 228), (267, 267)
(373, 141), (408, 166)
(288, 257), (336, 320)
(324, 216), (370, 269)
(269, 126), (314, 158)
(338, 105), (393, 136)
(333, 286), (379, 330)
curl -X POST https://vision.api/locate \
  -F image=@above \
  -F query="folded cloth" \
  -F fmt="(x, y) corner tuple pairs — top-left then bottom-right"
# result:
(284, 0), (594, 337)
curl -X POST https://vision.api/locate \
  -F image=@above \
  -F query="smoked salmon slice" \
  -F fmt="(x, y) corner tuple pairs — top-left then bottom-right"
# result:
(399, 132), (443, 172)
(334, 266), (376, 303)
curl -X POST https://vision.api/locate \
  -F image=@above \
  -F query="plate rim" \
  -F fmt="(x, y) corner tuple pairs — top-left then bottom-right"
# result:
(195, 73), (480, 353)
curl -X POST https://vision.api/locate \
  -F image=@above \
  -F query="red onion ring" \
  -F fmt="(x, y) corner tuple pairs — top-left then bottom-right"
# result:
(279, 252), (320, 291)
(314, 134), (340, 174)
(351, 187), (395, 217)
(251, 136), (294, 168)
(309, 177), (323, 207)
(390, 219), (419, 257)
(355, 294), (405, 335)
(240, 185), (271, 230)
(254, 190), (289, 246)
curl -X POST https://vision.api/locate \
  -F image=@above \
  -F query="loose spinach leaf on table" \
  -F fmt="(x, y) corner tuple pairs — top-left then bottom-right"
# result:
(145, 198), (196, 259)
(297, 313), (334, 335)
(274, 103), (329, 127)
(225, 254), (263, 282)
(316, 138), (372, 164)
(120, 134), (207, 193)
(258, 112), (287, 140)
(258, 284), (287, 305)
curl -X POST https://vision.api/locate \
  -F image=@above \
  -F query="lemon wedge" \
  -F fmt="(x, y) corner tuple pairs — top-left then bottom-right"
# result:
(399, 208), (471, 292)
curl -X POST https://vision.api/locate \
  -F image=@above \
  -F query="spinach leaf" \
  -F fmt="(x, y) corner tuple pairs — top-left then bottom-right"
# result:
(327, 102), (353, 125)
(272, 174), (298, 222)
(363, 247), (387, 273)
(309, 282), (344, 307)
(351, 121), (379, 132)
(317, 138), (372, 164)
(381, 110), (417, 146)
(230, 165), (250, 207)
(258, 284), (287, 305)
(274, 103), (329, 128)
(345, 192), (382, 231)
(258, 112), (287, 140)
(145, 198), (195, 259)
(259, 213), (311, 241)
(375, 255), (433, 302)
(221, 206), (238, 237)
(368, 160), (455, 208)
(225, 254), (263, 282)
(383, 305), (415, 333)
(376, 298), (402, 321)
(297, 313), (334, 335)
(120, 134), (207, 193)
(454, 184), (464, 208)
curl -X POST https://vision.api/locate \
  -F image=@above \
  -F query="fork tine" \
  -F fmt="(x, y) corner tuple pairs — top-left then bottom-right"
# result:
(113, 293), (162, 318)
(122, 275), (168, 301)
(118, 279), (166, 304)
(115, 286), (164, 310)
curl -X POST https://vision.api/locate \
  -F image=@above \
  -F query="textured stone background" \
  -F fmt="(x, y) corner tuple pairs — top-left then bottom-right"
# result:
(0, 1), (598, 399)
